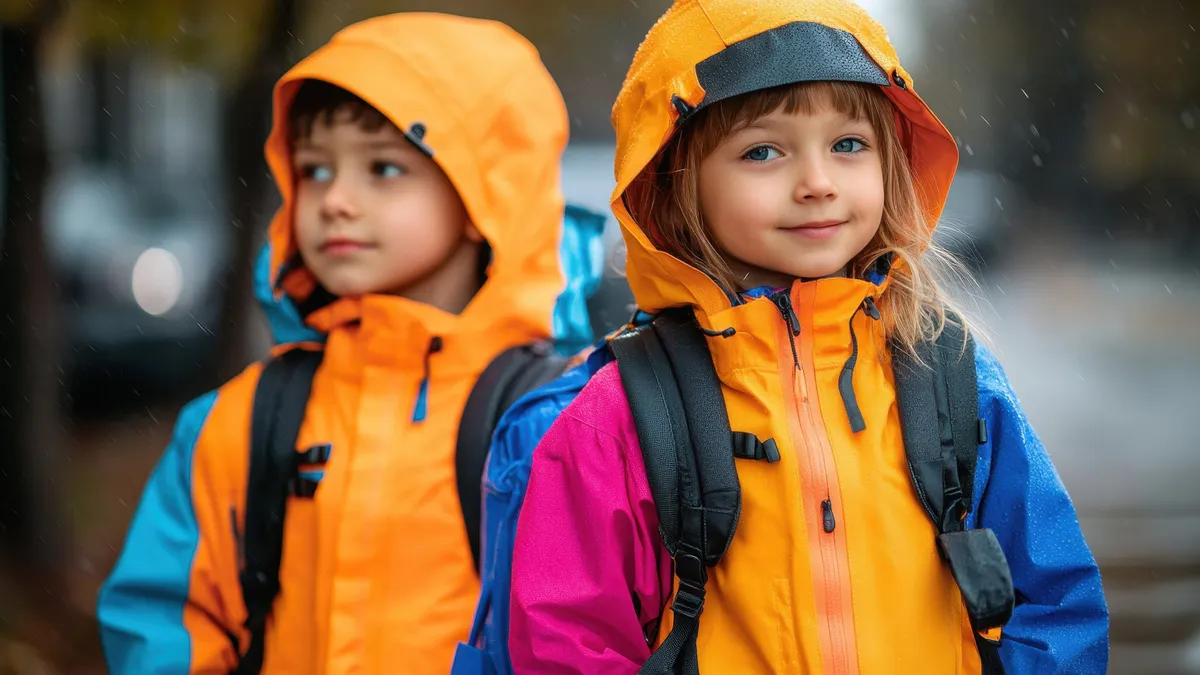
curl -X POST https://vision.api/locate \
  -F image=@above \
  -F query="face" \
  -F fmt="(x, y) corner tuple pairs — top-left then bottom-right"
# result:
(292, 111), (481, 299)
(697, 99), (885, 289)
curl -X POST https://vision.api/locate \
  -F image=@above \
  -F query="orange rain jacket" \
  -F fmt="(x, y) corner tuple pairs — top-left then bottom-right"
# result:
(97, 13), (598, 675)
(509, 1), (1108, 673)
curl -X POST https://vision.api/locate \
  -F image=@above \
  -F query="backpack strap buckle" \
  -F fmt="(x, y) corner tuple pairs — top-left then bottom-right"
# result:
(939, 463), (966, 534)
(671, 552), (708, 620)
(732, 432), (780, 463)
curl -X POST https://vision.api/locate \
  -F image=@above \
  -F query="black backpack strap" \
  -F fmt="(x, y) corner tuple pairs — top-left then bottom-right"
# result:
(236, 348), (323, 675)
(456, 341), (570, 573)
(893, 319), (1014, 640)
(611, 307), (741, 675)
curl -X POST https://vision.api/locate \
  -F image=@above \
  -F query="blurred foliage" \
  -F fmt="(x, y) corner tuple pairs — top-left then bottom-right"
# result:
(920, 0), (1198, 183)
(916, 0), (1199, 249)
(24, 0), (672, 138)
(53, 0), (273, 80)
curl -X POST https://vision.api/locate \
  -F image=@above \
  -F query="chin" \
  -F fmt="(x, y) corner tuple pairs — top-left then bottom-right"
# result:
(316, 275), (384, 298)
(785, 259), (853, 280)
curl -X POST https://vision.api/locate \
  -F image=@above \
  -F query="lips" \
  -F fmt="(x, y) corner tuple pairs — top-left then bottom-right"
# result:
(320, 238), (372, 255)
(784, 220), (846, 240)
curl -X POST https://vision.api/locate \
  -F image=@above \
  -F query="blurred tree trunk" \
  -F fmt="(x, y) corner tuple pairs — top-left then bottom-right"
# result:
(0, 0), (69, 619)
(213, 0), (301, 382)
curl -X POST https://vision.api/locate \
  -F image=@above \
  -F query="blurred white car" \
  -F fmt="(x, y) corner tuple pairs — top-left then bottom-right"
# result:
(44, 165), (231, 405)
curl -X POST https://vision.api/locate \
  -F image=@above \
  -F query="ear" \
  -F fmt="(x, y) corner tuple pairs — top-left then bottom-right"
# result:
(464, 220), (485, 244)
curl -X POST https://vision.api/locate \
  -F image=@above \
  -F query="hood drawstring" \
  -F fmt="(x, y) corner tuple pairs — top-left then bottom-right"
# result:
(411, 336), (444, 423)
(839, 296), (880, 433)
(683, 291), (881, 437)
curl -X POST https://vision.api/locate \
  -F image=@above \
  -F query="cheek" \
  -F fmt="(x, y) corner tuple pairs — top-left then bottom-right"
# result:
(855, 162), (886, 219)
(377, 188), (464, 251)
(701, 169), (781, 243)
(292, 194), (321, 251)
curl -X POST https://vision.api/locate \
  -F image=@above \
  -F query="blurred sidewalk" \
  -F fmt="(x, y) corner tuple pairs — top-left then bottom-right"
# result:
(976, 238), (1200, 675)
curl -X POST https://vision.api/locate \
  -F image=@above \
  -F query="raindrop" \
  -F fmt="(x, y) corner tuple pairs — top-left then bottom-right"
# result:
(980, 115), (991, 127)
(1183, 111), (1196, 130)
(1032, 154), (1043, 167)
(965, 144), (974, 156)
(1030, 124), (1040, 137)
(1126, 102), (1140, 117)
(1095, 83), (1105, 93)
(1110, 134), (1122, 150)
(1020, 88), (1029, 99)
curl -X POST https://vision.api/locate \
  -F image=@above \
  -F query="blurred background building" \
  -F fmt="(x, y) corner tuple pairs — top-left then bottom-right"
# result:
(0, 0), (1196, 672)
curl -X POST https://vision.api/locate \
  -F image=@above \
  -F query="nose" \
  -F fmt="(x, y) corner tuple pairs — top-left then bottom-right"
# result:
(319, 175), (360, 222)
(792, 156), (838, 203)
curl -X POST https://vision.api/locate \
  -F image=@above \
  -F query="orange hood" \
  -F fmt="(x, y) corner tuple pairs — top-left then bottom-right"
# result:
(610, 0), (959, 316)
(262, 12), (569, 342)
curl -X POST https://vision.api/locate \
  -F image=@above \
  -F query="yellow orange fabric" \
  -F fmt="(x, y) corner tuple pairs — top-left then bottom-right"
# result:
(610, 1), (985, 672)
(188, 13), (569, 674)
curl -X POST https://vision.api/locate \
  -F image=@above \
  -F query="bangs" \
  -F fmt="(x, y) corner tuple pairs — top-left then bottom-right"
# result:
(288, 80), (392, 142)
(690, 81), (897, 159)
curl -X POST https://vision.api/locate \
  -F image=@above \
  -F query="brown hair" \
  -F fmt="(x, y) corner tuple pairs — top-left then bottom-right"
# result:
(288, 80), (392, 142)
(623, 81), (976, 354)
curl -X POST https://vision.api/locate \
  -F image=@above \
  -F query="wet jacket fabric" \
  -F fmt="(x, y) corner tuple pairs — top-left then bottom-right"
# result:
(97, 13), (601, 675)
(505, 1), (1109, 673)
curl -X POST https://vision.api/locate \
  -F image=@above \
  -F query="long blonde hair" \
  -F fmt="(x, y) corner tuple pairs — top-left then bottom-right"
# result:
(624, 81), (976, 354)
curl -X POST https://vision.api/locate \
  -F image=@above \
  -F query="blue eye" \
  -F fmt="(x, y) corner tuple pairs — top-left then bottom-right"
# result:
(833, 138), (867, 153)
(743, 145), (782, 162)
(299, 164), (333, 182)
(374, 162), (406, 178)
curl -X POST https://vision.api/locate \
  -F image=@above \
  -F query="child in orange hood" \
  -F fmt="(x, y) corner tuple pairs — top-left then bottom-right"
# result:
(507, 1), (1108, 674)
(97, 13), (605, 675)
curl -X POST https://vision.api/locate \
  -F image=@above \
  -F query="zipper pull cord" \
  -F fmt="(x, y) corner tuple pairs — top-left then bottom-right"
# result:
(411, 336), (444, 423)
(771, 291), (808, 402)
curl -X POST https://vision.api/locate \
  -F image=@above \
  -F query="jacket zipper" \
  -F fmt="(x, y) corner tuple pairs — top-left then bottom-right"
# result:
(411, 336), (443, 423)
(771, 288), (858, 675)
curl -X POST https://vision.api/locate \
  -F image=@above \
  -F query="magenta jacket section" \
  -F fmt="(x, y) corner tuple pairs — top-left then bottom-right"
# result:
(508, 362), (671, 674)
